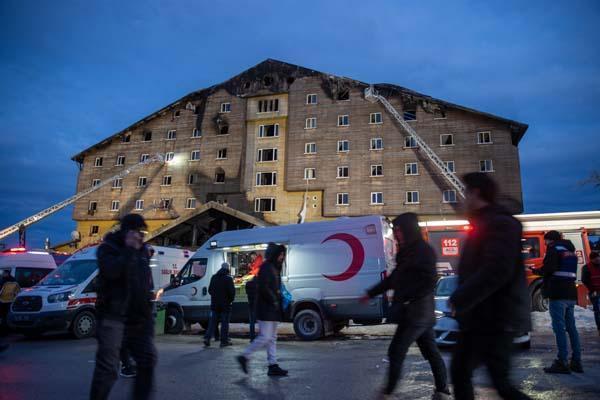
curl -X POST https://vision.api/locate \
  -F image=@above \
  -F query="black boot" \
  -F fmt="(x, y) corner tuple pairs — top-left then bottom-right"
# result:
(268, 364), (288, 376)
(544, 359), (570, 374)
(569, 359), (584, 373)
(237, 355), (248, 374)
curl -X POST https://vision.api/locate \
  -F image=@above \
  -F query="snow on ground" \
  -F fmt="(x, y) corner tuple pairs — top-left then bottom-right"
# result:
(532, 305), (598, 332)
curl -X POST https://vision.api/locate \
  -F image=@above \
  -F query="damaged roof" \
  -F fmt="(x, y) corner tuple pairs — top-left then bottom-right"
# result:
(72, 58), (528, 162)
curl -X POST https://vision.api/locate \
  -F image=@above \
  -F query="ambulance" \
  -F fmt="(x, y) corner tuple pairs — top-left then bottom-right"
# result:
(160, 215), (396, 340)
(8, 245), (190, 338)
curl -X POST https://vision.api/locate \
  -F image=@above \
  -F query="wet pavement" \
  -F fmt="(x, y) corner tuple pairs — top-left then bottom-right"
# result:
(0, 324), (599, 399)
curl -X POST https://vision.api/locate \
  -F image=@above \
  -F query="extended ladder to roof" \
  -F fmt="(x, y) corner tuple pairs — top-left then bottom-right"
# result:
(0, 154), (164, 241)
(364, 86), (466, 198)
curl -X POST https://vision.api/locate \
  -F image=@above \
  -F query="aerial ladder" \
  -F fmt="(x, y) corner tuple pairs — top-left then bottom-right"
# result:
(364, 86), (466, 198)
(0, 154), (164, 241)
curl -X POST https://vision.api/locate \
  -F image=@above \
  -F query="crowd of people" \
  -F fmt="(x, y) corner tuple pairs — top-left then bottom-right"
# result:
(3, 172), (596, 398)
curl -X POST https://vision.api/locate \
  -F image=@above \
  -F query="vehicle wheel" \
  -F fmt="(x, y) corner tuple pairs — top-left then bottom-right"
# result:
(293, 309), (323, 341)
(165, 307), (184, 334)
(532, 287), (548, 312)
(72, 311), (96, 339)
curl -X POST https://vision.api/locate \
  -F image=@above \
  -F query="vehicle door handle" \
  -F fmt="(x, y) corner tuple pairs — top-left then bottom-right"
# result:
(202, 287), (208, 296)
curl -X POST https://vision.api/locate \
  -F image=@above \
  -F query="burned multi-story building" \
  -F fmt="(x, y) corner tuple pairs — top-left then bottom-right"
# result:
(62, 59), (527, 250)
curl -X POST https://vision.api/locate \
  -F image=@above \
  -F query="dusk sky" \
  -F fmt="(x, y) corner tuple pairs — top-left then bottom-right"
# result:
(1, 0), (599, 248)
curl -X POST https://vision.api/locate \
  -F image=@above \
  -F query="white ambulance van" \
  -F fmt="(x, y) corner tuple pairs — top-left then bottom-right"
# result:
(160, 215), (396, 340)
(8, 245), (190, 338)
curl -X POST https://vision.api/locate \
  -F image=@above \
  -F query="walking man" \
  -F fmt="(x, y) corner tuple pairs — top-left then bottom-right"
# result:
(362, 213), (450, 399)
(204, 262), (235, 348)
(237, 243), (288, 377)
(449, 172), (532, 400)
(536, 230), (583, 373)
(90, 214), (157, 400)
(582, 251), (600, 335)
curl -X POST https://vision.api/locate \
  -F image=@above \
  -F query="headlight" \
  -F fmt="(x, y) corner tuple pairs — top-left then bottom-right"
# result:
(48, 291), (73, 303)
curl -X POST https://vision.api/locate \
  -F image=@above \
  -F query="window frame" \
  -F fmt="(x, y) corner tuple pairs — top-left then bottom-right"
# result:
(161, 175), (172, 186)
(94, 157), (103, 167)
(442, 190), (457, 203)
(405, 162), (419, 176)
(135, 199), (144, 210)
(305, 117), (317, 130)
(479, 159), (494, 173)
(405, 191), (420, 204)
(187, 174), (196, 185)
(110, 200), (120, 212)
(444, 160), (455, 173)
(217, 148), (228, 160)
(140, 154), (150, 163)
(112, 178), (123, 189)
(337, 140), (350, 153)
(477, 131), (493, 144)
(304, 168), (316, 180)
(190, 150), (201, 161)
(256, 148), (278, 162)
(165, 152), (175, 162)
(306, 94), (318, 105)
(192, 128), (201, 138)
(371, 164), (383, 177)
(166, 130), (177, 140)
(337, 115), (350, 127)
(336, 193), (349, 206)
(88, 201), (98, 212)
(404, 136), (417, 148)
(254, 197), (276, 213)
(115, 155), (125, 166)
(337, 166), (349, 179)
(370, 138), (383, 151)
(137, 176), (147, 188)
(185, 198), (197, 209)
(91, 179), (101, 187)
(255, 171), (277, 186)
(220, 102), (231, 113)
(403, 107), (417, 121)
(90, 225), (100, 235)
(440, 134), (454, 147)
(142, 131), (152, 142)
(258, 124), (279, 138)
(370, 192), (384, 205)
(369, 112), (383, 125)
(304, 142), (317, 154)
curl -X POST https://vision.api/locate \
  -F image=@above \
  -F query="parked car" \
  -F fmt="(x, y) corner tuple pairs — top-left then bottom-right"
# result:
(8, 245), (189, 339)
(433, 275), (531, 349)
(160, 215), (397, 340)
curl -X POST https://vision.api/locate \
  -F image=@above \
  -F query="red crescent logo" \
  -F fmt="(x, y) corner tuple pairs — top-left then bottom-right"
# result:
(321, 233), (365, 281)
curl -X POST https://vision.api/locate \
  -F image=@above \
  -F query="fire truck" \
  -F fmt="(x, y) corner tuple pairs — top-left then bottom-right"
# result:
(420, 211), (600, 311)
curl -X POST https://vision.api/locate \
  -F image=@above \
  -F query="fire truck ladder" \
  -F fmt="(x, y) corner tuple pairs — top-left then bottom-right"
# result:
(364, 86), (466, 198)
(0, 154), (165, 241)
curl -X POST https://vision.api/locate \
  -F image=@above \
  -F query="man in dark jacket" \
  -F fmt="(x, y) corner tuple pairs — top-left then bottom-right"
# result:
(535, 230), (582, 373)
(449, 172), (532, 400)
(363, 213), (450, 399)
(245, 274), (257, 342)
(237, 243), (288, 377)
(582, 251), (600, 334)
(204, 262), (235, 348)
(90, 214), (157, 400)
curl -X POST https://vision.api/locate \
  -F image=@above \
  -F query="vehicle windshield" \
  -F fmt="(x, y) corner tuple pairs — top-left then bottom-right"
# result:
(39, 259), (97, 286)
(435, 276), (458, 297)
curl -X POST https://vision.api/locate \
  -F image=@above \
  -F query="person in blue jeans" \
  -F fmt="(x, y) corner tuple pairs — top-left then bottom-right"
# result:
(535, 230), (583, 373)
(582, 251), (600, 335)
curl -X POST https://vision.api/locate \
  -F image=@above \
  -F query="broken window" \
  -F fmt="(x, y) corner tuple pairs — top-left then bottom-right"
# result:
(192, 128), (201, 138)
(94, 157), (103, 167)
(337, 88), (350, 101)
(304, 168), (316, 180)
(165, 152), (175, 162)
(405, 163), (418, 175)
(254, 198), (276, 212)
(162, 176), (172, 186)
(187, 174), (196, 185)
(167, 130), (177, 140)
(338, 115), (349, 126)
(258, 99), (279, 113)
(440, 134), (454, 146)
(90, 225), (99, 235)
(371, 165), (383, 177)
(477, 131), (492, 144)
(337, 193), (349, 205)
(214, 168), (225, 183)
(256, 172), (277, 186)
(258, 124), (279, 137)
(174, 110), (180, 118)
(371, 192), (383, 205)
(88, 201), (98, 212)
(121, 134), (131, 143)
(219, 125), (229, 135)
(217, 148), (227, 159)
(403, 106), (417, 121)
(220, 103), (231, 113)
(257, 148), (278, 162)
(434, 109), (446, 119)
(91, 179), (101, 187)
(337, 166), (349, 178)
(444, 161), (455, 173)
(142, 131), (152, 141)
(159, 198), (171, 209)
(116, 155), (125, 166)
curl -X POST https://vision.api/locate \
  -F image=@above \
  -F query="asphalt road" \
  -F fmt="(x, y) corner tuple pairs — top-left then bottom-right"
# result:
(1, 326), (599, 400)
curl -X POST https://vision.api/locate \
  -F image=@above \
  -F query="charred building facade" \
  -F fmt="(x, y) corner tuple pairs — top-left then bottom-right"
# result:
(62, 59), (527, 250)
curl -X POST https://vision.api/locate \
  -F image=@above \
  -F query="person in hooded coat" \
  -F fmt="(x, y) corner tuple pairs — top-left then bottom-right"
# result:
(204, 262), (235, 348)
(237, 243), (288, 377)
(363, 213), (450, 399)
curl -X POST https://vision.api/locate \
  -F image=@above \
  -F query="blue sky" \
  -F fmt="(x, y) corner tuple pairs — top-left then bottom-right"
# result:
(1, 0), (599, 248)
